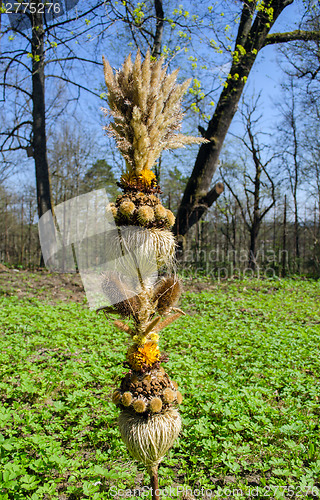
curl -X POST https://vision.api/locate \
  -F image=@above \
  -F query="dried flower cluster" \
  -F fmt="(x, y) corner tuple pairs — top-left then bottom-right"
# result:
(100, 51), (198, 473)
(108, 192), (176, 229)
(112, 368), (183, 415)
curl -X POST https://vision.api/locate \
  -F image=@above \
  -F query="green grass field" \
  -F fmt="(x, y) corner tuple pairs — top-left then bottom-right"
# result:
(0, 277), (320, 499)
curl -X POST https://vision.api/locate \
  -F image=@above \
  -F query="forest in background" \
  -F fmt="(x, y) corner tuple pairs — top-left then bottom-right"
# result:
(1, 0), (320, 277)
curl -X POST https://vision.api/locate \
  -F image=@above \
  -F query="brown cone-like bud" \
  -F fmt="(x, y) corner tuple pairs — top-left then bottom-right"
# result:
(176, 391), (183, 405)
(133, 399), (147, 413)
(165, 209), (175, 228)
(122, 392), (133, 407)
(149, 397), (163, 413)
(163, 388), (175, 404)
(112, 390), (121, 405)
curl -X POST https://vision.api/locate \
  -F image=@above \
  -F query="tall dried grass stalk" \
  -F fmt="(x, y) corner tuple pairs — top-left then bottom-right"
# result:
(102, 50), (206, 175)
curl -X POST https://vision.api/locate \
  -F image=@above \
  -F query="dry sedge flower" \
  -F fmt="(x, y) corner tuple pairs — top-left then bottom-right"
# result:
(101, 273), (137, 315)
(127, 342), (161, 370)
(122, 392), (133, 407)
(119, 201), (136, 216)
(149, 397), (163, 413)
(137, 206), (155, 225)
(176, 391), (183, 405)
(133, 399), (147, 413)
(153, 277), (181, 316)
(163, 388), (175, 403)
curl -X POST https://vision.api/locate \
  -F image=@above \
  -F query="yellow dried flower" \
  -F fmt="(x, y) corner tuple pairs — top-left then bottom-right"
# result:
(127, 342), (161, 370)
(138, 169), (156, 185)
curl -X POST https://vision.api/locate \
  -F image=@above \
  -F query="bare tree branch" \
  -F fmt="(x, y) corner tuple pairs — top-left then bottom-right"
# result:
(264, 29), (320, 46)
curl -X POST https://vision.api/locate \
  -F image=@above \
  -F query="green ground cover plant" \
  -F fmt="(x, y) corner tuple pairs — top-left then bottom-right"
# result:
(0, 277), (319, 499)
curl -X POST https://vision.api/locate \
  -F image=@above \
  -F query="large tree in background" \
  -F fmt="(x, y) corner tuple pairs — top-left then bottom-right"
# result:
(174, 0), (320, 238)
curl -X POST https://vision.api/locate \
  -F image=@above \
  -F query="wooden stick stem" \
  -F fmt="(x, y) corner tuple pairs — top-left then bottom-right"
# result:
(149, 465), (160, 500)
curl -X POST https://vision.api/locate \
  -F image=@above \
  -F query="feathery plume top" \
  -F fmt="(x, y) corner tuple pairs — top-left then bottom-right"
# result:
(102, 50), (206, 186)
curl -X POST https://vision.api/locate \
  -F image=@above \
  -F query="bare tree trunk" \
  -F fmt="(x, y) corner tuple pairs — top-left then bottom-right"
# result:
(20, 197), (24, 265)
(282, 195), (287, 277)
(28, 198), (32, 267)
(174, 79), (249, 237)
(249, 224), (260, 270)
(248, 154), (262, 270)
(4, 196), (9, 263)
(151, 0), (164, 59)
(294, 196), (300, 272)
(32, 12), (53, 220)
(273, 205), (276, 254)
